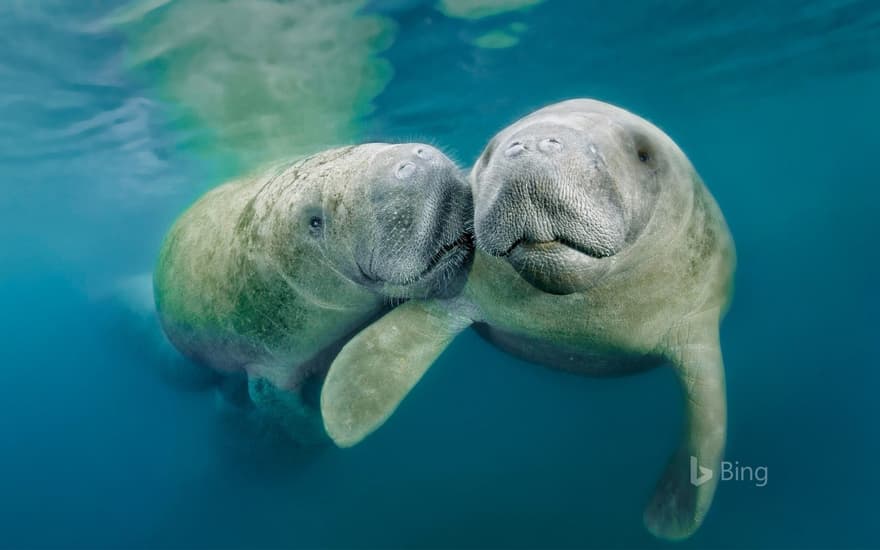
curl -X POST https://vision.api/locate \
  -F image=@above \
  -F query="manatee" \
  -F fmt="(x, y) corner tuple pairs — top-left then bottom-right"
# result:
(154, 144), (474, 445)
(319, 100), (735, 539)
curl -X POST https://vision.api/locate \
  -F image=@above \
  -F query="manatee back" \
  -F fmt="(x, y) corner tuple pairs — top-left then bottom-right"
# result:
(154, 178), (261, 371)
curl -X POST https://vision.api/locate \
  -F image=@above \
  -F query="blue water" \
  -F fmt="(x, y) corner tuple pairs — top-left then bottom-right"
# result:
(2, 1), (879, 548)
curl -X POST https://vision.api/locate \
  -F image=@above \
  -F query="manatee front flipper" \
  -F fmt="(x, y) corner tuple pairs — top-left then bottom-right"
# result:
(321, 299), (472, 447)
(644, 311), (727, 540)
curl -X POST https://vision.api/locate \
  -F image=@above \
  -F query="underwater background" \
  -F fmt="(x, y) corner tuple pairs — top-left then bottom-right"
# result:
(1, 0), (878, 548)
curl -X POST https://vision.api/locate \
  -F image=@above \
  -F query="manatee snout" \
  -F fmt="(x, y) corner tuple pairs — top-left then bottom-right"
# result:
(473, 123), (628, 293)
(362, 144), (474, 298)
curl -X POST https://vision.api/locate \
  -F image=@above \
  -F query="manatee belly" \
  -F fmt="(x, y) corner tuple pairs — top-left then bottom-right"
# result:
(473, 323), (664, 376)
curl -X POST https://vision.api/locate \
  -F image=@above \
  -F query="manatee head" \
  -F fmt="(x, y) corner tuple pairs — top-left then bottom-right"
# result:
(472, 99), (692, 295)
(308, 143), (474, 300)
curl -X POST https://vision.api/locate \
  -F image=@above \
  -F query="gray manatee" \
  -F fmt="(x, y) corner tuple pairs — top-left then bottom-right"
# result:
(319, 100), (735, 539)
(154, 144), (474, 445)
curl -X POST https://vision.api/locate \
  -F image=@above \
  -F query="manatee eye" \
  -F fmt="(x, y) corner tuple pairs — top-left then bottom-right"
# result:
(308, 215), (323, 236)
(638, 150), (650, 163)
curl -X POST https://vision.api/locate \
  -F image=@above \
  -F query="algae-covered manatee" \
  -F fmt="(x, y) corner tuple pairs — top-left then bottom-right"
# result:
(155, 144), (473, 444)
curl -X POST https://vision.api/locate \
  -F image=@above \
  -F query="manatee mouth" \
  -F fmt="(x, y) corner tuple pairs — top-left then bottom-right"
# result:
(500, 237), (614, 260)
(497, 237), (616, 295)
(357, 232), (474, 287)
(420, 232), (474, 279)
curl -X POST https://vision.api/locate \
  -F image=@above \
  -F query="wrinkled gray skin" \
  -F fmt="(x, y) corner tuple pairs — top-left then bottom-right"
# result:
(154, 144), (473, 445)
(320, 101), (735, 540)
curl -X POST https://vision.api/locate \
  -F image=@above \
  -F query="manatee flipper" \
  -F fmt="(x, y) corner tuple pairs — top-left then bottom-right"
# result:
(644, 312), (727, 540)
(321, 300), (472, 447)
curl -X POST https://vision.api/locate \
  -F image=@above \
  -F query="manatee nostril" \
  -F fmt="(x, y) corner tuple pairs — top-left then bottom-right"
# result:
(414, 146), (433, 160)
(538, 137), (563, 153)
(396, 161), (417, 180)
(504, 141), (526, 158)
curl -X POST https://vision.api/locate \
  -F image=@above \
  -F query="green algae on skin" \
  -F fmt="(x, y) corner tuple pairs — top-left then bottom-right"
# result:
(111, 0), (396, 174)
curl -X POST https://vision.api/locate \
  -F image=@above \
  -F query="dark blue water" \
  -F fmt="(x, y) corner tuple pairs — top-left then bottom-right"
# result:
(2, 1), (878, 548)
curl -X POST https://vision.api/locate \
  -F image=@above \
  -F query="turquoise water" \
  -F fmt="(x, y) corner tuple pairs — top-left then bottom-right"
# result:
(2, 1), (879, 548)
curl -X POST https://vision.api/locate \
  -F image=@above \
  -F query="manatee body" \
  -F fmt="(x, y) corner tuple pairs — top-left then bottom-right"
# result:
(320, 101), (735, 539)
(155, 144), (473, 444)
